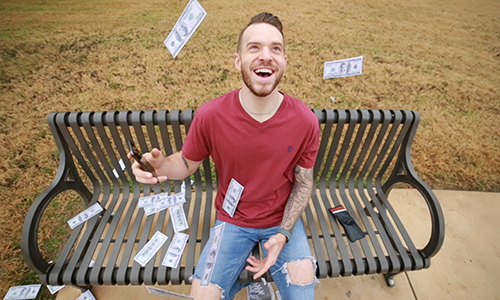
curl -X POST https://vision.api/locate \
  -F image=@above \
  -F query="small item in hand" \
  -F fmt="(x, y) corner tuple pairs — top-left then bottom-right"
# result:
(127, 140), (157, 177)
(329, 205), (366, 242)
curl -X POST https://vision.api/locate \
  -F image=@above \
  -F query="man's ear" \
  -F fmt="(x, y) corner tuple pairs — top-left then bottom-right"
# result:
(234, 53), (241, 71)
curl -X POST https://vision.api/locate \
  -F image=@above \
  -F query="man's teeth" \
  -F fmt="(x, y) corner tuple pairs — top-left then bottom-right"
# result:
(255, 69), (273, 74)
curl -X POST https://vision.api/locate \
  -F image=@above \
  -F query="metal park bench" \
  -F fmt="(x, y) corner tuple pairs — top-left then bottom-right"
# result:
(22, 109), (445, 293)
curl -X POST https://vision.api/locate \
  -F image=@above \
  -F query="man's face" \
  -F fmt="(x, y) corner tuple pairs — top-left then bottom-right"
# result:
(234, 23), (287, 97)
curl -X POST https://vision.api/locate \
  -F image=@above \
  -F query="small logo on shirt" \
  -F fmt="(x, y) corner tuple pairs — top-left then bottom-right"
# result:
(288, 146), (292, 152)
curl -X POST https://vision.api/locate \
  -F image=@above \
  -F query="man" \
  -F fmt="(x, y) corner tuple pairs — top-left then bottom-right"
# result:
(129, 12), (320, 300)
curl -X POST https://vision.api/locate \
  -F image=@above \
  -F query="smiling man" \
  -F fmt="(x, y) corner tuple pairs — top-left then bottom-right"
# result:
(129, 12), (320, 300)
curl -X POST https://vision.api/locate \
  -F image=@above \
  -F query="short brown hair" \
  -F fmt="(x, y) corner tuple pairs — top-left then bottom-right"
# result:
(237, 12), (284, 53)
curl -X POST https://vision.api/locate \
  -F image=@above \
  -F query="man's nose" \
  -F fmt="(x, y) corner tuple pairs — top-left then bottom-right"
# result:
(259, 47), (272, 61)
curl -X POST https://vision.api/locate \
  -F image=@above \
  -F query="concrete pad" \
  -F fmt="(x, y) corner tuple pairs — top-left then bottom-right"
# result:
(404, 190), (500, 300)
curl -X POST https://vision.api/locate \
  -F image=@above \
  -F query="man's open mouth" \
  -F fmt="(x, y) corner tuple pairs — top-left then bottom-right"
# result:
(254, 68), (274, 78)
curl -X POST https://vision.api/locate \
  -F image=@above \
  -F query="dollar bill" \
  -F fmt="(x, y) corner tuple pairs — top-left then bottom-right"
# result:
(76, 290), (96, 300)
(200, 223), (225, 287)
(323, 56), (364, 79)
(139, 194), (164, 209)
(141, 182), (187, 215)
(4, 284), (41, 300)
(222, 178), (244, 217)
(67, 203), (103, 229)
(170, 204), (189, 233)
(164, 0), (207, 58)
(162, 232), (189, 268)
(134, 231), (169, 267)
(146, 286), (194, 299)
(46, 285), (65, 295)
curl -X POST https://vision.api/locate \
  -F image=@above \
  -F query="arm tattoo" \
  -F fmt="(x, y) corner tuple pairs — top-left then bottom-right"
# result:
(280, 165), (314, 232)
(181, 155), (190, 170)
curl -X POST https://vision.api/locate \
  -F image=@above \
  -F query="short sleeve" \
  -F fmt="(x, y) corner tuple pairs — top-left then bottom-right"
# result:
(181, 111), (210, 162)
(297, 113), (320, 169)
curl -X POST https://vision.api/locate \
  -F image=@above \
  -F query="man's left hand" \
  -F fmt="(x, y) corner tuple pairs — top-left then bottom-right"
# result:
(245, 234), (287, 279)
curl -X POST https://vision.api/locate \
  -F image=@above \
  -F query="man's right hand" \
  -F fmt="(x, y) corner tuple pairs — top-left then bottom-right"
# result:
(127, 148), (168, 184)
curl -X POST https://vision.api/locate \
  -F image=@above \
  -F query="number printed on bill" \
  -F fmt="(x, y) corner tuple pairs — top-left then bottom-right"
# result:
(164, 0), (207, 58)
(323, 56), (364, 79)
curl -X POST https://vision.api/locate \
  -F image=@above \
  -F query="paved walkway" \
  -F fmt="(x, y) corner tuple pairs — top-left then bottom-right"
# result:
(56, 190), (500, 300)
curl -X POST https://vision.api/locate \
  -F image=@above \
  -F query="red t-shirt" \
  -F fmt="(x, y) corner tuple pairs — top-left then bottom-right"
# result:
(182, 89), (320, 228)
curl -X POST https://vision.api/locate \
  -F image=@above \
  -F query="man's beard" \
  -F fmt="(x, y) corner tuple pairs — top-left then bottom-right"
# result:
(241, 66), (283, 97)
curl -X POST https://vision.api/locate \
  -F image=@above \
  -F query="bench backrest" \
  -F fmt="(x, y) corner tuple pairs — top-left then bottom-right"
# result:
(49, 109), (419, 196)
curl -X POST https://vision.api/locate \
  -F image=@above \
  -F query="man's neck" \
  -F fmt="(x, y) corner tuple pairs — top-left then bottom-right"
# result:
(239, 88), (283, 123)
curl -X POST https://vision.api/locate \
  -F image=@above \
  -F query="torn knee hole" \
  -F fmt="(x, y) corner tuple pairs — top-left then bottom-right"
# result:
(287, 259), (315, 285)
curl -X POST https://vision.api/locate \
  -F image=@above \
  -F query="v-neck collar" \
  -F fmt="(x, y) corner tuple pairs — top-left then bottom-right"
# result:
(236, 89), (285, 125)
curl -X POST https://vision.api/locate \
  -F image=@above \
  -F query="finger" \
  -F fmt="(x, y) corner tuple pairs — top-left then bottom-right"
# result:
(253, 261), (272, 279)
(246, 256), (263, 267)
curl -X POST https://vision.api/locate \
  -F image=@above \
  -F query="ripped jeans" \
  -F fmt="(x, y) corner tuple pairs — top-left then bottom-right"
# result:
(192, 219), (317, 299)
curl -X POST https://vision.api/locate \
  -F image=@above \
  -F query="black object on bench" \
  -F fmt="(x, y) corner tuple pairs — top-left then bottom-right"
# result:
(22, 109), (444, 290)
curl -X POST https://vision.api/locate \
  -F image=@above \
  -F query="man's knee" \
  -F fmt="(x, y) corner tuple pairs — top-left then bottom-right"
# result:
(287, 259), (315, 285)
(190, 278), (223, 300)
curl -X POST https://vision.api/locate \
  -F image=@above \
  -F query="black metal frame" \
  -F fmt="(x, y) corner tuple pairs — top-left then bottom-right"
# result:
(21, 109), (445, 289)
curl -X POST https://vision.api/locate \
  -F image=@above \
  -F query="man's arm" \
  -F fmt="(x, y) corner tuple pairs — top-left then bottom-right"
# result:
(280, 165), (314, 232)
(128, 149), (202, 184)
(246, 164), (314, 279)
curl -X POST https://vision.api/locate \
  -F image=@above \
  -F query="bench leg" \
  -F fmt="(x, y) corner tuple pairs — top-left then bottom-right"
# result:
(383, 272), (400, 287)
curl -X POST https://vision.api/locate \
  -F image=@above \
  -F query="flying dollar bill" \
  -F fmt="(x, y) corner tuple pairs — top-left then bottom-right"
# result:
(323, 56), (364, 79)
(164, 0), (207, 58)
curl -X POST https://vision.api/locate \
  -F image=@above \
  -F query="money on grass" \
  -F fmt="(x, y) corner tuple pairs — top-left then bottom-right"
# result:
(323, 56), (364, 79)
(67, 203), (103, 229)
(146, 286), (194, 299)
(162, 232), (189, 268)
(134, 231), (169, 267)
(4, 284), (41, 300)
(200, 223), (225, 287)
(164, 0), (207, 58)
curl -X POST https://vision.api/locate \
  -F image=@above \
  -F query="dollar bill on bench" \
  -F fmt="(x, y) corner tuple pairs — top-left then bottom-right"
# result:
(323, 56), (364, 79)
(134, 231), (169, 267)
(164, 0), (207, 58)
(146, 286), (193, 299)
(170, 204), (189, 233)
(162, 232), (189, 268)
(4, 284), (41, 299)
(67, 203), (103, 229)
(200, 223), (225, 287)
(141, 182), (187, 216)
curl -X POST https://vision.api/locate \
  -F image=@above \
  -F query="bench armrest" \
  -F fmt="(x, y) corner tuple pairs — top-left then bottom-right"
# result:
(22, 164), (92, 274)
(382, 162), (445, 259)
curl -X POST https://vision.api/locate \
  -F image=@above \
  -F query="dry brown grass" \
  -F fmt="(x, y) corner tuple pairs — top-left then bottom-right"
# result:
(1, 0), (499, 297)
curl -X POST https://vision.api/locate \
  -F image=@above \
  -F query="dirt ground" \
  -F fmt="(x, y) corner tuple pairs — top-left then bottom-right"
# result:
(1, 0), (499, 298)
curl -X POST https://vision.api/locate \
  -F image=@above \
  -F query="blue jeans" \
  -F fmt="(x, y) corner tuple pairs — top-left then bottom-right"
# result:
(192, 219), (317, 299)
